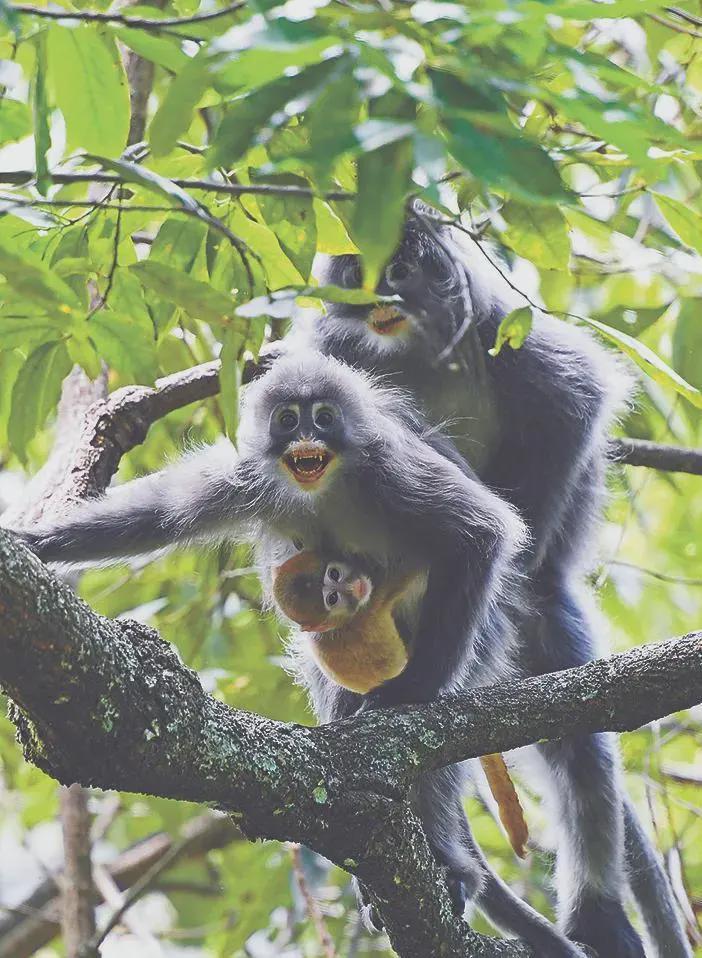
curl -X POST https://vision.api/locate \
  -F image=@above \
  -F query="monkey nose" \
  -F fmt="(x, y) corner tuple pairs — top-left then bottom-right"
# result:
(348, 578), (369, 602)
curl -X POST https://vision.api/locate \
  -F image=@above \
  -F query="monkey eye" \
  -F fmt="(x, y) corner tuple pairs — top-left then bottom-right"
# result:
(312, 402), (339, 430)
(276, 406), (299, 431)
(325, 591), (339, 608)
(327, 566), (341, 582)
(385, 260), (412, 288)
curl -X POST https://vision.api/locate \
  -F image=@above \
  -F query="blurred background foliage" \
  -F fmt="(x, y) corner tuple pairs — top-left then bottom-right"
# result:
(0, 0), (702, 953)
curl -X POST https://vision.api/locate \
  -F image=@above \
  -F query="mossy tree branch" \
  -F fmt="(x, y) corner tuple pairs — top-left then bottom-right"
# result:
(1, 529), (701, 956)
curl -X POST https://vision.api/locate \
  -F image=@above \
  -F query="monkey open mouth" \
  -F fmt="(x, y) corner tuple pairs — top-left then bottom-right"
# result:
(283, 441), (334, 485)
(369, 305), (407, 336)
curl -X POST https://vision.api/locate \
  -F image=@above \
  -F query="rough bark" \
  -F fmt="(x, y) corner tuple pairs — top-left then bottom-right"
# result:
(1, 529), (700, 957)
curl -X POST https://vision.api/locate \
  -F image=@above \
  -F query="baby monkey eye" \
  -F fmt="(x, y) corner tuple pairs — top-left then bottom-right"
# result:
(326, 591), (339, 608)
(277, 407), (299, 431)
(327, 566), (341, 582)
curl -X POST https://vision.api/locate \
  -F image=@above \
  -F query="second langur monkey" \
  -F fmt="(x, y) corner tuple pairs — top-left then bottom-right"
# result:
(272, 549), (529, 860)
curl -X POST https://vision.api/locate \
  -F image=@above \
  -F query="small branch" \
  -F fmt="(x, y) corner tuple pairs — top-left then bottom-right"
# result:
(611, 437), (702, 476)
(666, 6), (702, 27)
(607, 559), (702, 588)
(290, 845), (336, 958)
(59, 786), (97, 958)
(0, 169), (354, 201)
(0, 813), (240, 958)
(11, 1), (246, 30)
(648, 12), (702, 37)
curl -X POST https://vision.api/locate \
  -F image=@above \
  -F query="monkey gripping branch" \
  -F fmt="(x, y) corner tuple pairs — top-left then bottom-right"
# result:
(1, 528), (701, 958)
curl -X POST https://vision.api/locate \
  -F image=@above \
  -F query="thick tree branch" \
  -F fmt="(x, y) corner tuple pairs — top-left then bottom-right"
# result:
(1, 530), (700, 956)
(0, 170), (354, 201)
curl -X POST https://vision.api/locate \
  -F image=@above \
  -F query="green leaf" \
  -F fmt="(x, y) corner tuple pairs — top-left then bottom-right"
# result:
(8, 340), (72, 461)
(501, 202), (570, 270)
(653, 193), (702, 256)
(47, 25), (129, 156)
(444, 118), (568, 204)
(208, 56), (345, 169)
(236, 285), (387, 318)
(32, 33), (50, 194)
(582, 317), (702, 410)
(113, 27), (189, 73)
(0, 230), (81, 314)
(0, 98), (31, 145)
(84, 155), (202, 212)
(227, 206), (304, 289)
(252, 173), (317, 280)
(314, 200), (357, 255)
(352, 136), (414, 289)
(130, 261), (236, 325)
(0, 315), (64, 350)
(219, 326), (243, 445)
(87, 311), (157, 385)
(489, 306), (534, 356)
(151, 217), (207, 273)
(149, 51), (210, 157)
(672, 300), (702, 392)
(0, 349), (24, 448)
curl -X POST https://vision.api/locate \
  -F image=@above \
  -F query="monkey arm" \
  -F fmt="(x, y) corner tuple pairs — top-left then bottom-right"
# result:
(363, 434), (527, 707)
(12, 441), (262, 565)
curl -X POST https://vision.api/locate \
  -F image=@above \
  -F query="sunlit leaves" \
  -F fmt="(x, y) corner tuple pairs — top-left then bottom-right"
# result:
(0, 98), (30, 145)
(31, 33), (50, 194)
(130, 261), (237, 326)
(653, 193), (702, 257)
(47, 25), (129, 157)
(251, 173), (317, 280)
(489, 306), (534, 356)
(583, 317), (702, 410)
(0, 227), (81, 315)
(444, 118), (568, 204)
(501, 203), (570, 270)
(208, 55), (349, 170)
(8, 340), (72, 461)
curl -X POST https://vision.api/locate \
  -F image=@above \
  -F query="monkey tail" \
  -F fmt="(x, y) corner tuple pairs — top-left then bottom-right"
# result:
(624, 798), (694, 957)
(479, 754), (529, 859)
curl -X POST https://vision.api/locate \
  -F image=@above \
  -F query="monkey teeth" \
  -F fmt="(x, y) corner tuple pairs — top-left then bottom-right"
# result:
(370, 305), (406, 335)
(283, 444), (333, 485)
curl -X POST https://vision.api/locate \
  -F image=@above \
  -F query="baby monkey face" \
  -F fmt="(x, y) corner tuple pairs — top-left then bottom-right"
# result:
(322, 561), (373, 620)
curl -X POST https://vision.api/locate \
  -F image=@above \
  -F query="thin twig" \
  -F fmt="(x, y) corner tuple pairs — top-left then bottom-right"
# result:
(606, 559), (702, 588)
(2, 196), (258, 290)
(666, 6), (702, 27)
(12, 1), (245, 30)
(290, 845), (336, 958)
(0, 169), (354, 201)
(649, 12), (702, 37)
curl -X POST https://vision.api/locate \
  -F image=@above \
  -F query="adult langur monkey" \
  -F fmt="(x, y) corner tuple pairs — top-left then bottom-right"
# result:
(277, 205), (691, 958)
(15, 352), (589, 957)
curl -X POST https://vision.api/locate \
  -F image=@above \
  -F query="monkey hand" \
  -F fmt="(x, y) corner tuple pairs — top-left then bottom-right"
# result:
(356, 676), (434, 713)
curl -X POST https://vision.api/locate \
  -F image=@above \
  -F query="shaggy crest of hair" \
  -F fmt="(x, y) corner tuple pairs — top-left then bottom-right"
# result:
(238, 349), (419, 447)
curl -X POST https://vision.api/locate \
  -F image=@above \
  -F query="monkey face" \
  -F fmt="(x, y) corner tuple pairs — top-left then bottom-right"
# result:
(313, 214), (464, 362)
(269, 399), (346, 489)
(238, 352), (378, 494)
(322, 560), (373, 621)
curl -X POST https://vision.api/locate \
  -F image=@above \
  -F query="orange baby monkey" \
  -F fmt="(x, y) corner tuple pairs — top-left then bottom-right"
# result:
(272, 550), (528, 858)
(272, 549), (410, 695)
